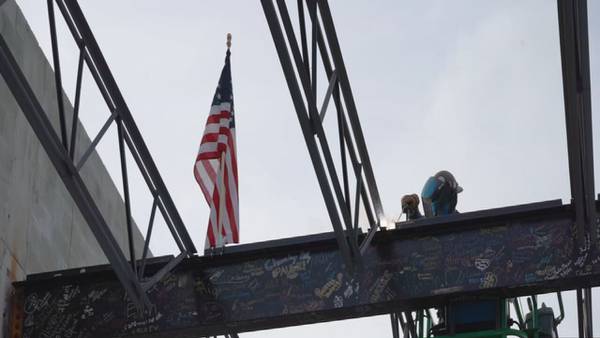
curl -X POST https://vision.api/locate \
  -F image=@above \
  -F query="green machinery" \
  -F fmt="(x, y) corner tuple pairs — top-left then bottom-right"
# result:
(395, 293), (565, 338)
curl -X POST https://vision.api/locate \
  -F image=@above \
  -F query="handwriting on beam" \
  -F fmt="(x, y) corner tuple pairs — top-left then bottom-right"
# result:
(16, 203), (600, 337)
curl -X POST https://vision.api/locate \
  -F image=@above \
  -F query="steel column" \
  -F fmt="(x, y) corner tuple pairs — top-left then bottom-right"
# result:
(557, 0), (597, 249)
(577, 287), (594, 337)
(577, 288), (585, 337)
(390, 313), (400, 338)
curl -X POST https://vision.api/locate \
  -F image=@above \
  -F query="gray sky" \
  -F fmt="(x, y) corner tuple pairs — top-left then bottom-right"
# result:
(15, 0), (600, 336)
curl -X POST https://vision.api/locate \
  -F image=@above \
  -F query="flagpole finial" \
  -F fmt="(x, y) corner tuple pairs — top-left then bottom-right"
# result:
(226, 33), (232, 49)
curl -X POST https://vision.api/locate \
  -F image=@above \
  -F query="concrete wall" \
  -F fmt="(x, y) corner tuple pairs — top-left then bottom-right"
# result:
(0, 1), (148, 336)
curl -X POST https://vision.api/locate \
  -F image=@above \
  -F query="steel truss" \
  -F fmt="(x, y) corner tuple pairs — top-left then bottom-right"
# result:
(262, 0), (597, 336)
(261, 0), (385, 268)
(0, 0), (197, 310)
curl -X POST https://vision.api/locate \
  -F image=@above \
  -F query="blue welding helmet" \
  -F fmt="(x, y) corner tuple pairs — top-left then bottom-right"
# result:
(421, 170), (462, 217)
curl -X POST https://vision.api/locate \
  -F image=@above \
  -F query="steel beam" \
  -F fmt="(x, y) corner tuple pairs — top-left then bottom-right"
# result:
(557, 0), (597, 248)
(13, 200), (600, 338)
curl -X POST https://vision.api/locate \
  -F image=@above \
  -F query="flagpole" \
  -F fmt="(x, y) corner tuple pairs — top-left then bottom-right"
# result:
(216, 33), (231, 251)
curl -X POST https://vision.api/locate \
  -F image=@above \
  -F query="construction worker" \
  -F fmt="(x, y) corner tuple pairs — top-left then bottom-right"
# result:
(399, 170), (465, 335)
(399, 170), (462, 222)
(421, 171), (499, 335)
(420, 170), (462, 217)
(400, 194), (422, 221)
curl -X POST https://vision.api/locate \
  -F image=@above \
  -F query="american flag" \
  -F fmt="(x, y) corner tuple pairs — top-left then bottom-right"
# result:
(193, 49), (239, 249)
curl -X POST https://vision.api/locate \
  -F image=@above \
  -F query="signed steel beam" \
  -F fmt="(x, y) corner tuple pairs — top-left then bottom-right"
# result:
(13, 200), (600, 337)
